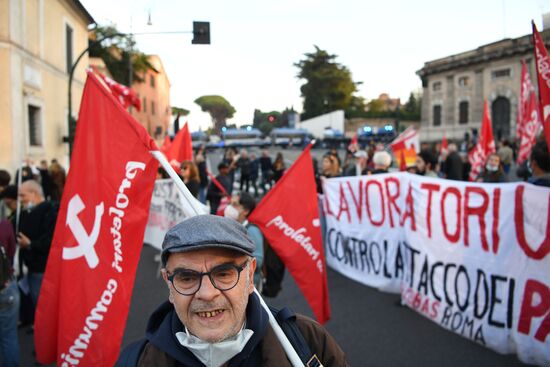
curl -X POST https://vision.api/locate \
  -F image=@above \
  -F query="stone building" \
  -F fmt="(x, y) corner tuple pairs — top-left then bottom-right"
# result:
(417, 22), (550, 144)
(0, 0), (94, 173)
(130, 55), (171, 141)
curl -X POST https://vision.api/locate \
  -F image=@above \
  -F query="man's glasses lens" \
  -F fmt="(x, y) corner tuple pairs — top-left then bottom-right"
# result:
(169, 261), (247, 296)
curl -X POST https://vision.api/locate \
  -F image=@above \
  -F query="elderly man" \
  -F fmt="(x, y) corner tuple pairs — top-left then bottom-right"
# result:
(117, 215), (347, 367)
(17, 180), (58, 312)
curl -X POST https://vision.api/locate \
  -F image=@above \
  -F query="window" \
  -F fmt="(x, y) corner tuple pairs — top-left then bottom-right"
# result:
(492, 68), (511, 79)
(151, 101), (155, 115)
(458, 76), (470, 87)
(459, 101), (469, 124)
(28, 105), (42, 147)
(433, 105), (442, 126)
(150, 75), (155, 87)
(432, 81), (442, 91)
(65, 24), (73, 73)
(143, 97), (147, 112)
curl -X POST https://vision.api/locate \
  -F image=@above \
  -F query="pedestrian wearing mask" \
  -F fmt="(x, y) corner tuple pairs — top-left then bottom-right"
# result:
(476, 154), (508, 183)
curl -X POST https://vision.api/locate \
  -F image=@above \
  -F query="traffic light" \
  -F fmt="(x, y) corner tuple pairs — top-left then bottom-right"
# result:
(192, 21), (210, 44)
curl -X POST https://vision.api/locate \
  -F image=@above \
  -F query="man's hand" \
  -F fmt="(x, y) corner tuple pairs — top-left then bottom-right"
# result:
(17, 232), (31, 248)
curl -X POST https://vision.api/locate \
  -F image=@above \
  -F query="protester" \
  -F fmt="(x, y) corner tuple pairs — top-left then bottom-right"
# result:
(344, 150), (368, 176)
(476, 153), (508, 183)
(224, 192), (264, 290)
(0, 217), (19, 367)
(236, 149), (252, 193)
(416, 150), (438, 177)
(272, 152), (286, 183)
(48, 159), (66, 203)
(371, 151), (392, 174)
(17, 180), (58, 315)
(527, 139), (550, 187)
(195, 146), (209, 204)
(222, 148), (238, 188)
(497, 139), (514, 174)
(442, 143), (463, 180)
(259, 149), (273, 192)
(0, 170), (11, 220)
(0, 185), (17, 223)
(321, 153), (341, 178)
(38, 159), (54, 200)
(248, 153), (260, 197)
(207, 162), (232, 215)
(181, 161), (201, 199)
(117, 215), (348, 366)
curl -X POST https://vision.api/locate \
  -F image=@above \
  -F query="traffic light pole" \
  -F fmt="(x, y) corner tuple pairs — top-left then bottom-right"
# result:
(66, 22), (209, 159)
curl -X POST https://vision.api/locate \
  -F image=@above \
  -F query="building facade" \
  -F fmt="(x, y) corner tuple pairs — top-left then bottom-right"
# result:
(130, 55), (171, 141)
(0, 0), (94, 173)
(417, 25), (550, 144)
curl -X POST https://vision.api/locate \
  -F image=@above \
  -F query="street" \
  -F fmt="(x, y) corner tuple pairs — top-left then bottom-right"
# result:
(17, 147), (532, 366)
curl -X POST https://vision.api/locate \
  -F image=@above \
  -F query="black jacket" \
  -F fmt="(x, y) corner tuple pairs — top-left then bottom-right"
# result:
(19, 200), (58, 273)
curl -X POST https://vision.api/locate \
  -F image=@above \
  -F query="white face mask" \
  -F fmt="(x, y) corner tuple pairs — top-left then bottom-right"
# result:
(486, 164), (498, 172)
(223, 204), (240, 221)
(24, 201), (35, 210)
(175, 326), (254, 367)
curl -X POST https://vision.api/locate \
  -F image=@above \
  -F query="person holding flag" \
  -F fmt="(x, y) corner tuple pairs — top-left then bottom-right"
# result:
(117, 215), (348, 366)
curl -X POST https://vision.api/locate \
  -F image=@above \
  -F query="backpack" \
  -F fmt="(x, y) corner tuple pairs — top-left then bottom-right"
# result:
(116, 307), (321, 367)
(0, 244), (10, 291)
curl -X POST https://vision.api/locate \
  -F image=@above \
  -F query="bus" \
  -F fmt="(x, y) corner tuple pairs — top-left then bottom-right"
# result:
(221, 127), (269, 147)
(270, 128), (311, 147)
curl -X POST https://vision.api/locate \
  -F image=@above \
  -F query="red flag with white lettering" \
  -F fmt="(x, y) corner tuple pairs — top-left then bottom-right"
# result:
(166, 122), (193, 164)
(468, 100), (496, 181)
(517, 60), (543, 164)
(532, 21), (550, 151)
(249, 145), (330, 324)
(34, 71), (158, 366)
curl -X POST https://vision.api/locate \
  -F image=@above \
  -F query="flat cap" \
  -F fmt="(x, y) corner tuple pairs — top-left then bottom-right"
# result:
(161, 215), (255, 266)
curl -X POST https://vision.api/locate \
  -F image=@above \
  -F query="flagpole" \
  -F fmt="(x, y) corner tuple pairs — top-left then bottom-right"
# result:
(254, 289), (305, 367)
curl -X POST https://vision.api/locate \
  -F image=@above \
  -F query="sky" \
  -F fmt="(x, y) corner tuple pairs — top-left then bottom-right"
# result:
(80, 0), (550, 132)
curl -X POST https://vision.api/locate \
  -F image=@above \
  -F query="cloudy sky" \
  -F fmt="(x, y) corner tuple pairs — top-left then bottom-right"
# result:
(81, 0), (549, 131)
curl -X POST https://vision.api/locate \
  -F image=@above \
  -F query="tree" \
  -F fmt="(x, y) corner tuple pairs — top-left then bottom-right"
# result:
(295, 46), (362, 120)
(194, 95), (236, 133)
(171, 106), (190, 116)
(89, 24), (156, 86)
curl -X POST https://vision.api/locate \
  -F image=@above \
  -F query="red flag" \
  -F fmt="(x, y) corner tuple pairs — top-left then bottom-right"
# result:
(399, 149), (407, 171)
(440, 133), (448, 156)
(92, 66), (141, 111)
(249, 145), (330, 324)
(160, 135), (172, 156)
(532, 21), (550, 151)
(166, 122), (193, 164)
(468, 100), (496, 181)
(517, 60), (543, 164)
(34, 71), (158, 366)
(390, 126), (420, 152)
(347, 132), (358, 151)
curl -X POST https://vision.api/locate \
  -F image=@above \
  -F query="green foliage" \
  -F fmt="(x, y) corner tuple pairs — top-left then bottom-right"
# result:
(295, 46), (362, 120)
(194, 95), (236, 133)
(172, 106), (190, 116)
(403, 92), (421, 120)
(89, 24), (156, 85)
(366, 99), (385, 113)
(252, 107), (296, 135)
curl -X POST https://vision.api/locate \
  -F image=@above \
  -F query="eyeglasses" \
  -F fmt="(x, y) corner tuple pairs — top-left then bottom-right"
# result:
(167, 260), (249, 296)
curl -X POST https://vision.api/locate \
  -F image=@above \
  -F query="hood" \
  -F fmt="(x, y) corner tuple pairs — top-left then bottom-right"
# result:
(145, 292), (270, 366)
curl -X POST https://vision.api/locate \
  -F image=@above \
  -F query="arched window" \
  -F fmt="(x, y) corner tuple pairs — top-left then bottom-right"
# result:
(491, 97), (510, 140)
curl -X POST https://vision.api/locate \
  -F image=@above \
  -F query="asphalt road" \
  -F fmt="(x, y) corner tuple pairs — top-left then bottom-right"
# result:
(16, 147), (531, 366)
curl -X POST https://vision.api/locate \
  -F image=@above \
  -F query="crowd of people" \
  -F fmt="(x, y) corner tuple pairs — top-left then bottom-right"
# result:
(0, 159), (65, 367)
(1, 135), (549, 365)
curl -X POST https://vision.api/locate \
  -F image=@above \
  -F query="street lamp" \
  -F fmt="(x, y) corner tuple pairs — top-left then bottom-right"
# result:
(66, 22), (210, 158)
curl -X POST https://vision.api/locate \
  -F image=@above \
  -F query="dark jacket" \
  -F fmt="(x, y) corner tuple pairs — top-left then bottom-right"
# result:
(185, 180), (200, 198)
(197, 161), (209, 189)
(259, 157), (272, 173)
(19, 200), (58, 273)
(122, 294), (348, 367)
(443, 152), (464, 181)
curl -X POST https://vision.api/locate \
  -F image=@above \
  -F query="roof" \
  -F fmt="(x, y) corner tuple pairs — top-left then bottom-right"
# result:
(70, 0), (95, 25)
(417, 28), (550, 80)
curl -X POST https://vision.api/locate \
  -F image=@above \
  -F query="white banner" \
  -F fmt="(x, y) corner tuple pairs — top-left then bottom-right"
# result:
(324, 173), (550, 366)
(144, 179), (191, 250)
